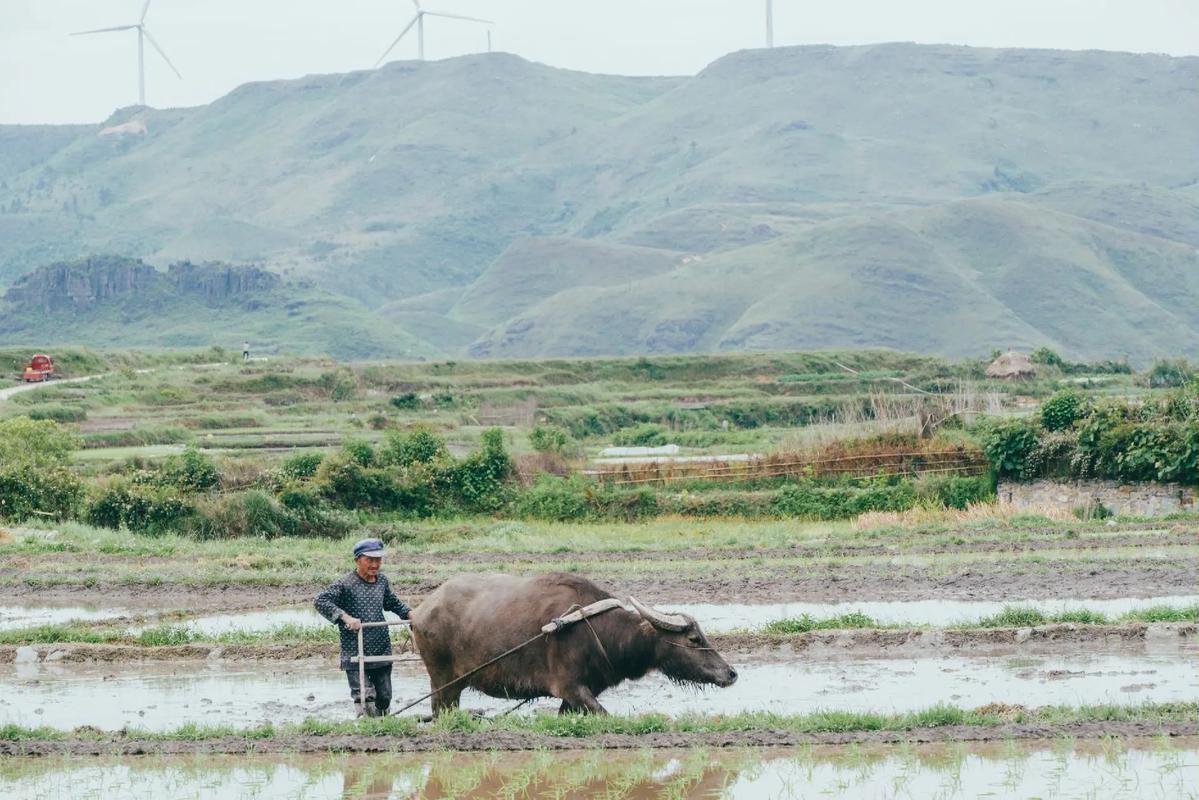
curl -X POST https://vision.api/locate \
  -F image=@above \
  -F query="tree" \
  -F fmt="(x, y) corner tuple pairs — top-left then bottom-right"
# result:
(0, 417), (78, 470)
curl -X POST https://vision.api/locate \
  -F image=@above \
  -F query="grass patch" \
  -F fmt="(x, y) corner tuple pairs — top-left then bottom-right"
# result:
(760, 612), (879, 634)
(3, 702), (1193, 743)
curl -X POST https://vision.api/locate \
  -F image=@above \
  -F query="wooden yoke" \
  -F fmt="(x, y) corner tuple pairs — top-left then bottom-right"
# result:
(541, 598), (629, 634)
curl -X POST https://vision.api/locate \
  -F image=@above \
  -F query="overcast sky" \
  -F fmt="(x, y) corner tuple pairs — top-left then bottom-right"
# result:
(2, 0), (1196, 124)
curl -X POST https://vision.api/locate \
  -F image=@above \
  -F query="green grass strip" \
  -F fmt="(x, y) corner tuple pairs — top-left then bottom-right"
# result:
(1, 702), (1193, 743)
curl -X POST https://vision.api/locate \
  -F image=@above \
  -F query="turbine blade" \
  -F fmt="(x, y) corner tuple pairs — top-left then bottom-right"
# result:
(412, 0), (422, 9)
(375, 14), (420, 67)
(71, 25), (137, 35)
(422, 11), (494, 24)
(142, 27), (182, 79)
(139, 0), (153, 24)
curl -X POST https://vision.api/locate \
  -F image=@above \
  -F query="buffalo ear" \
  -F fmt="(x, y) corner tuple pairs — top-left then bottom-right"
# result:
(629, 596), (688, 632)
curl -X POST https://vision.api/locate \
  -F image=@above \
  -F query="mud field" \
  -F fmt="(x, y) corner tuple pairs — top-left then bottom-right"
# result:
(3, 518), (1198, 798)
(6, 540), (1198, 611)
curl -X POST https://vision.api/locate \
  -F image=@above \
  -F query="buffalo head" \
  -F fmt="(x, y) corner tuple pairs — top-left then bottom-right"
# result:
(629, 597), (738, 688)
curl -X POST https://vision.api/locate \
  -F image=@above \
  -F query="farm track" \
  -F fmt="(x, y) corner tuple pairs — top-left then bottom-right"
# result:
(370, 533), (1199, 560)
(8, 531), (1190, 570)
(3, 623), (1193, 664)
(5, 721), (1197, 756)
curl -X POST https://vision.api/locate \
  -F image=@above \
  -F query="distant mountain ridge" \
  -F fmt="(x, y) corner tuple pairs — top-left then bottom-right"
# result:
(0, 44), (1196, 361)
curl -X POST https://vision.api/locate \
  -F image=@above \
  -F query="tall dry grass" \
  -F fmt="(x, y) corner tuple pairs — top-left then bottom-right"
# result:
(854, 500), (1075, 530)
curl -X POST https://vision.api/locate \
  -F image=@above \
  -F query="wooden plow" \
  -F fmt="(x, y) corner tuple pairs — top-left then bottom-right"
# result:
(350, 619), (422, 717)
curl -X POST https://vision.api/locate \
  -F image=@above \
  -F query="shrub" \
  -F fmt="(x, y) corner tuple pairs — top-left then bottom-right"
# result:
(770, 480), (916, 519)
(0, 466), (83, 521)
(184, 490), (352, 539)
(380, 428), (448, 468)
(341, 439), (376, 467)
(516, 476), (658, 522)
(1040, 389), (1083, 432)
(451, 428), (513, 512)
(528, 424), (575, 455)
(1029, 347), (1064, 367)
(612, 423), (670, 447)
(1145, 359), (1194, 388)
(25, 405), (87, 423)
(517, 475), (595, 521)
(320, 370), (358, 401)
(280, 452), (324, 481)
(977, 417), (1040, 479)
(85, 480), (195, 534)
(313, 454), (395, 509)
(0, 417), (78, 470)
(915, 473), (996, 509)
(389, 393), (421, 410)
(157, 446), (220, 492)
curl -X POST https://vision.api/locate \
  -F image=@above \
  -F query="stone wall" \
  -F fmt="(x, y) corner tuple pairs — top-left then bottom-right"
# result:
(998, 479), (1197, 517)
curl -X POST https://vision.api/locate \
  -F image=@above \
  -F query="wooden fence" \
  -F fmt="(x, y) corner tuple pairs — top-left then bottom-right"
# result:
(596, 448), (988, 486)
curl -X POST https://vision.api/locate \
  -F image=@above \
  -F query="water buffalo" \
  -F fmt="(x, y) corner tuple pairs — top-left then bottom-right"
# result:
(410, 572), (737, 714)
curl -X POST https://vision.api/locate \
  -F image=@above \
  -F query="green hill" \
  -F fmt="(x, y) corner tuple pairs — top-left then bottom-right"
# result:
(0, 44), (1195, 361)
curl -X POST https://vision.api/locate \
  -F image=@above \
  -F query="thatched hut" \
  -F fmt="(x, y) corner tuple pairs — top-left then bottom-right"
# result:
(986, 351), (1037, 379)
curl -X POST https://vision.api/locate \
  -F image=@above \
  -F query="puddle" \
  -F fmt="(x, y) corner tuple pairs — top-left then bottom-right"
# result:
(668, 595), (1199, 631)
(126, 608), (337, 637)
(2, 650), (1195, 732)
(1, 741), (1195, 799)
(0, 604), (131, 632)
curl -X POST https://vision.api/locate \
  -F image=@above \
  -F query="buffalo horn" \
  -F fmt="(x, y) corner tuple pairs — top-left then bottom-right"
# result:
(628, 596), (688, 632)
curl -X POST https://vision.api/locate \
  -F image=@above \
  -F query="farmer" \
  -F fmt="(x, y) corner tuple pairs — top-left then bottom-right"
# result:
(242, 341), (250, 361)
(315, 538), (412, 717)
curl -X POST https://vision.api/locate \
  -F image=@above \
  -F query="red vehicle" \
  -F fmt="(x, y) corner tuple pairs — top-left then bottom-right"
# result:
(22, 354), (54, 382)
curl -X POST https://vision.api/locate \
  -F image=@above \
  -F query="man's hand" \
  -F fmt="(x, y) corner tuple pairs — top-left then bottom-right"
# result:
(341, 613), (362, 631)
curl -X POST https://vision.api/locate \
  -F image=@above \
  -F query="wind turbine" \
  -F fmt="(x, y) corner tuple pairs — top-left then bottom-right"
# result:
(766, 0), (775, 48)
(71, 0), (182, 107)
(375, 0), (494, 66)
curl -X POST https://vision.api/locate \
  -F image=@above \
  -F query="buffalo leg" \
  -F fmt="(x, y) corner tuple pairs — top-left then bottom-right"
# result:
(558, 687), (607, 715)
(428, 667), (463, 715)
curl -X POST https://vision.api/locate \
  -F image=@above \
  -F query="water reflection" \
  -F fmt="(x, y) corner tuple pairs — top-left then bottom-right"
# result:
(1, 740), (1195, 799)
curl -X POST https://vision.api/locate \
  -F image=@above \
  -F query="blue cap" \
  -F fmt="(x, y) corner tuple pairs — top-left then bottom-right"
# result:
(353, 538), (385, 558)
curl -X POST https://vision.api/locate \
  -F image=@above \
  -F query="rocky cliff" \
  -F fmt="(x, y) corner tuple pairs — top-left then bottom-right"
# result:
(4, 256), (281, 313)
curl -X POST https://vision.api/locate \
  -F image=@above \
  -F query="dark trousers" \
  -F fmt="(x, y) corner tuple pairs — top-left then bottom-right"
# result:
(346, 665), (393, 712)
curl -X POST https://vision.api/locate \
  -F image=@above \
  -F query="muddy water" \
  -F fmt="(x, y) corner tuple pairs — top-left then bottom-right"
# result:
(3, 648), (1196, 732)
(2, 740), (1196, 799)
(0, 604), (131, 632)
(116, 594), (1199, 638)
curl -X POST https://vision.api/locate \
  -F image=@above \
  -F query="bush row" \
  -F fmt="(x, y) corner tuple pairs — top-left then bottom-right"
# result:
(978, 388), (1199, 483)
(513, 473), (994, 522)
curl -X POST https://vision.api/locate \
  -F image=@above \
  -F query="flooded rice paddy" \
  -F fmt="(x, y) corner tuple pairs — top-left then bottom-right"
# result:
(670, 595), (1199, 630)
(6, 593), (1184, 638)
(3, 648), (1196, 732)
(3, 740), (1196, 799)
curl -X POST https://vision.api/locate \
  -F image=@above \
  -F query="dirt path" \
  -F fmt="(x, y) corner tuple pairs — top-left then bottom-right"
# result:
(0, 373), (102, 402)
(6, 553), (1196, 608)
(5, 721), (1195, 756)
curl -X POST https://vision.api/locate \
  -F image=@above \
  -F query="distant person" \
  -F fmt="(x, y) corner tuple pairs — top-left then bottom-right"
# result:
(315, 538), (412, 717)
(242, 341), (250, 361)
